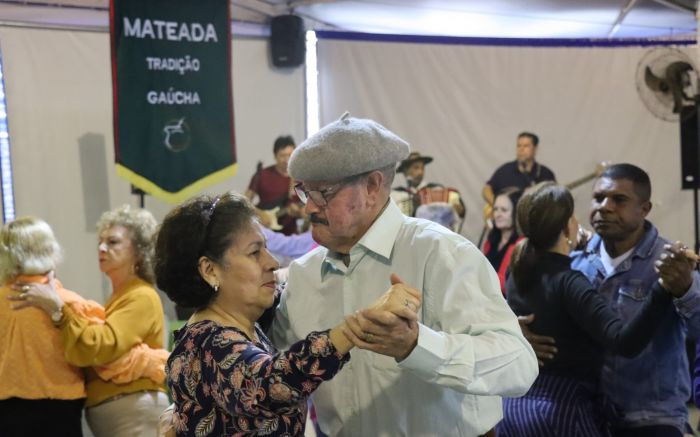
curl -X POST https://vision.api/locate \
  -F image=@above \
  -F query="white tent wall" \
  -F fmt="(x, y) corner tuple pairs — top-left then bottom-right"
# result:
(317, 37), (689, 247)
(0, 25), (305, 303)
(1, 26), (693, 302)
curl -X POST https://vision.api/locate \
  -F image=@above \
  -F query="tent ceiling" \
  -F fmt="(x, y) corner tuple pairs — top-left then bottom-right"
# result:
(0, 0), (695, 39)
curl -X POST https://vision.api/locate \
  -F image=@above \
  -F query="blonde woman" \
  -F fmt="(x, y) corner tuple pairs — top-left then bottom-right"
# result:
(15, 205), (169, 437)
(0, 217), (86, 437)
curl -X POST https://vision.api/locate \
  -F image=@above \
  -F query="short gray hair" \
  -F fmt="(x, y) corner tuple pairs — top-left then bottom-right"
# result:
(0, 216), (62, 284)
(97, 205), (157, 284)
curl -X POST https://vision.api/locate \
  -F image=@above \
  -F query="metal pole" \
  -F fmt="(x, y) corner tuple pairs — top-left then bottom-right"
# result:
(650, 0), (696, 14)
(695, 188), (699, 254)
(130, 185), (146, 208)
(608, 0), (639, 38)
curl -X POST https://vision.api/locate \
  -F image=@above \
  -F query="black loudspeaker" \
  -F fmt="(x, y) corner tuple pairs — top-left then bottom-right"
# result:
(270, 15), (305, 68)
(680, 105), (700, 190)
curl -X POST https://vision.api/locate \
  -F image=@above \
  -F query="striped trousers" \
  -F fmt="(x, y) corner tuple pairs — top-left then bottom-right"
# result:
(497, 374), (612, 437)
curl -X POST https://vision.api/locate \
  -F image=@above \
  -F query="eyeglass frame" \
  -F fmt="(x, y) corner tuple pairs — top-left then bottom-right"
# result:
(294, 171), (371, 208)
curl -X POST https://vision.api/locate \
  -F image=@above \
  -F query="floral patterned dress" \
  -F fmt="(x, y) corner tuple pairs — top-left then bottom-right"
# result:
(167, 320), (349, 437)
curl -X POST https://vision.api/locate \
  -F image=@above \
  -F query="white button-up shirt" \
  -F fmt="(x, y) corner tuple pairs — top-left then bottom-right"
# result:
(271, 200), (537, 436)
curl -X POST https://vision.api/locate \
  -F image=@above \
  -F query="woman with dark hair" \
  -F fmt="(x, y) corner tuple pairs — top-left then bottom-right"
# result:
(155, 192), (420, 437)
(497, 183), (681, 437)
(481, 188), (523, 294)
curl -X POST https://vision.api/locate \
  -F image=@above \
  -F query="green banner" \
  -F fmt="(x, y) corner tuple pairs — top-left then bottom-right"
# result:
(109, 0), (235, 203)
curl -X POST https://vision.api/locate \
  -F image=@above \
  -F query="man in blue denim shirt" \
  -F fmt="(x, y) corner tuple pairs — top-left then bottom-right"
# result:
(523, 163), (700, 437)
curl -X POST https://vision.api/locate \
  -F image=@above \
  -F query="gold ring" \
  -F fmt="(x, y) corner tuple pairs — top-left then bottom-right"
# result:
(365, 333), (374, 342)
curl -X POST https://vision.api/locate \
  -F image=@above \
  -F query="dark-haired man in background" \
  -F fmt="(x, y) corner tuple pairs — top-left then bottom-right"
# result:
(482, 132), (556, 223)
(521, 163), (700, 437)
(246, 135), (303, 235)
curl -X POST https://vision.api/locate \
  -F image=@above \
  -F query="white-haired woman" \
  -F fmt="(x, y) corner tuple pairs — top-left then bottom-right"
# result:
(0, 216), (86, 437)
(14, 205), (169, 437)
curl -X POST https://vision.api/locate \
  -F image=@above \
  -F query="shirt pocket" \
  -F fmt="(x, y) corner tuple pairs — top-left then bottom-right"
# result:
(615, 280), (648, 317)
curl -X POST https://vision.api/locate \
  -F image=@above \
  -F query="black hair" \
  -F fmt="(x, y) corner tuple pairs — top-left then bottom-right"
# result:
(154, 192), (257, 309)
(273, 135), (295, 155)
(599, 163), (651, 202)
(517, 131), (539, 147)
(511, 183), (573, 292)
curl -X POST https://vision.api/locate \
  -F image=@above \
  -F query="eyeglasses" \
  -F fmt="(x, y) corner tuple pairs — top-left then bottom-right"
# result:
(294, 182), (344, 208)
(294, 173), (369, 208)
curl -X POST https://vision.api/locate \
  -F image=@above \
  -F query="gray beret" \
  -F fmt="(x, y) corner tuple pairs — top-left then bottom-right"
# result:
(288, 112), (410, 181)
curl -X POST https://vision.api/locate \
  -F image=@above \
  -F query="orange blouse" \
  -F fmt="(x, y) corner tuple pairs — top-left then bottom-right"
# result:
(1, 275), (168, 404)
(0, 275), (86, 401)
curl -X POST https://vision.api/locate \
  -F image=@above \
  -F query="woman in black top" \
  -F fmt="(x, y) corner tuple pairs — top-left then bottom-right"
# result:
(481, 188), (523, 294)
(496, 183), (676, 437)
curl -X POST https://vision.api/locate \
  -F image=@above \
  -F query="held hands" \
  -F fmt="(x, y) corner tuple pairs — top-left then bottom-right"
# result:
(654, 242), (698, 298)
(7, 271), (64, 315)
(342, 273), (422, 361)
(367, 273), (422, 320)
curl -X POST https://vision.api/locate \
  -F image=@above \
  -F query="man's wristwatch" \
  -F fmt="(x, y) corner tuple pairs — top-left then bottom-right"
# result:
(50, 306), (64, 324)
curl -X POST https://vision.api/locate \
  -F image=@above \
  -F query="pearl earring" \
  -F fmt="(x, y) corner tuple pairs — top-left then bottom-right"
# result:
(213, 283), (219, 292)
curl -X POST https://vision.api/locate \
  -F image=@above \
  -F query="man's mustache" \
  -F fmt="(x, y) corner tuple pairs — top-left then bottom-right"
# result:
(310, 215), (329, 225)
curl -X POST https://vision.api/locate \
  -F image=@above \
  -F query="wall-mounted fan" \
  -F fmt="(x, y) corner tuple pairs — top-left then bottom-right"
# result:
(636, 48), (698, 122)
(637, 48), (700, 253)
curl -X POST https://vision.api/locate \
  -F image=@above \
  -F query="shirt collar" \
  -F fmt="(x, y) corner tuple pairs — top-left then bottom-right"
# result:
(320, 199), (403, 278)
(514, 159), (538, 174)
(357, 199), (403, 260)
(584, 220), (657, 260)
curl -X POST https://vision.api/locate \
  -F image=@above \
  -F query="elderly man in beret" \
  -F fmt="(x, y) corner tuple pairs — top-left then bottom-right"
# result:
(270, 112), (538, 437)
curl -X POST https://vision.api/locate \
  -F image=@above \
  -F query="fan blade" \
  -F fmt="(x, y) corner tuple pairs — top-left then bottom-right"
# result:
(666, 61), (695, 113)
(644, 66), (669, 93)
(666, 61), (693, 84)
